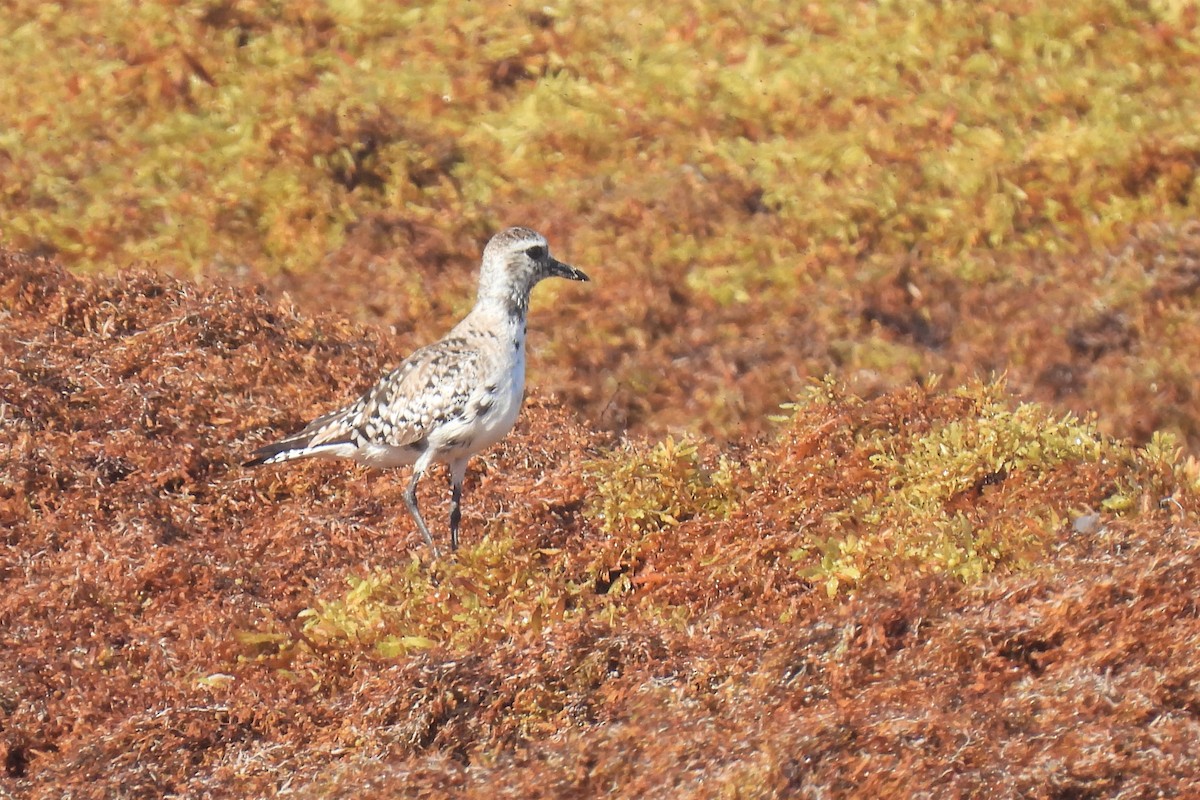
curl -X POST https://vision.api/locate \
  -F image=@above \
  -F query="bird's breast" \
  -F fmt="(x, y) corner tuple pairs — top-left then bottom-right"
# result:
(471, 348), (526, 447)
(428, 343), (526, 457)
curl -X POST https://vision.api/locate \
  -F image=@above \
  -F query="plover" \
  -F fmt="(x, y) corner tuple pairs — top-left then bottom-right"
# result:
(245, 227), (589, 556)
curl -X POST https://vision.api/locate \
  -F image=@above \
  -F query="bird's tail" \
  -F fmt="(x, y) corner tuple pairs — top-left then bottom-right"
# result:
(244, 406), (361, 467)
(244, 437), (320, 467)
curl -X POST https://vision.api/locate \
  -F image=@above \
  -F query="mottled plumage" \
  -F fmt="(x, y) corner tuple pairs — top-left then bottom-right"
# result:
(245, 227), (589, 555)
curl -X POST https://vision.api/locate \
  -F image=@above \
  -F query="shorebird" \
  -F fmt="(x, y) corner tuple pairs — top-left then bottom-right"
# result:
(244, 227), (589, 556)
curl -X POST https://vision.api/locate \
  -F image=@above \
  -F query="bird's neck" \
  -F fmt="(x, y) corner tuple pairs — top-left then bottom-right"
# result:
(460, 291), (530, 342)
(473, 279), (532, 324)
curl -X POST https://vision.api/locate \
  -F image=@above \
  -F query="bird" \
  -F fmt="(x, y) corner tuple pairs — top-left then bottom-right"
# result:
(244, 226), (589, 556)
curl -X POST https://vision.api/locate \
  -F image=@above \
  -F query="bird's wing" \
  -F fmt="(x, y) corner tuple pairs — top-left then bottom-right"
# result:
(244, 339), (484, 466)
(355, 339), (485, 448)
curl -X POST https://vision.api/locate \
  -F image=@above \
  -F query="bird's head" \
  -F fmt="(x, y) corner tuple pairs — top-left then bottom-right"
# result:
(476, 227), (589, 318)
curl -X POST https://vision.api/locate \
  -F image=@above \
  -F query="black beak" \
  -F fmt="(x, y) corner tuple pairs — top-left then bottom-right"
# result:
(548, 258), (590, 282)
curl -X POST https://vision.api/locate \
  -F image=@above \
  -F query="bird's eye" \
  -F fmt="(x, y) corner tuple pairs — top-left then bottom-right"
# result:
(525, 245), (546, 260)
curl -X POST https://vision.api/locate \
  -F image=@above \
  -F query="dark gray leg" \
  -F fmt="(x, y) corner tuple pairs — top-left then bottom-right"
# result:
(449, 481), (463, 551)
(449, 458), (468, 551)
(403, 468), (439, 557)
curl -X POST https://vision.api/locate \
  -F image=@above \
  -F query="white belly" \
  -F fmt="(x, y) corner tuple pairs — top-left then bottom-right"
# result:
(353, 442), (422, 468)
(474, 361), (525, 448)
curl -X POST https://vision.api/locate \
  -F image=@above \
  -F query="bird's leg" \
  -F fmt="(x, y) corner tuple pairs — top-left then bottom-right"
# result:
(448, 459), (468, 551)
(404, 466), (439, 557)
(449, 482), (462, 551)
